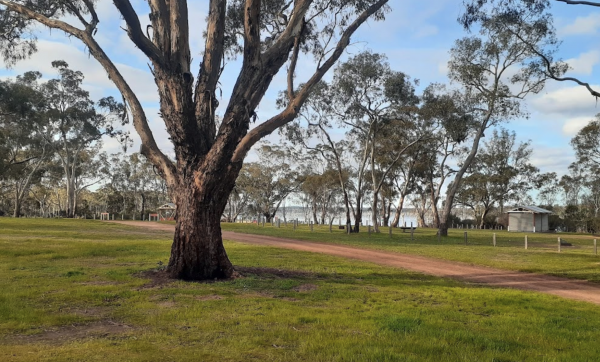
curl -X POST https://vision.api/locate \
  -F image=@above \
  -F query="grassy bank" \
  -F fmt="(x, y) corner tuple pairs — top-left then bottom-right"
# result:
(1, 218), (600, 361)
(222, 222), (600, 282)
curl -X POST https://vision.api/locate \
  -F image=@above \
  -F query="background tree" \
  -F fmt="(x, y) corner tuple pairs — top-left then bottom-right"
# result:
(42, 61), (127, 218)
(237, 144), (300, 223)
(0, 70), (50, 217)
(329, 51), (422, 232)
(438, 3), (562, 236)
(285, 81), (356, 232)
(461, 0), (598, 99)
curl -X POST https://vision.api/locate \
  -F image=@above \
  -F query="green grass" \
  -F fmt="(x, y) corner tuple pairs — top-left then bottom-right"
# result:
(1, 218), (600, 361)
(222, 222), (600, 282)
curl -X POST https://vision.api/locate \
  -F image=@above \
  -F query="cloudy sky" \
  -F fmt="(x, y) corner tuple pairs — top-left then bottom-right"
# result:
(2, 1), (600, 176)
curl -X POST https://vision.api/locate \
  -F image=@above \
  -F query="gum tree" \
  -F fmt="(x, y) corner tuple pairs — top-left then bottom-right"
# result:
(0, 0), (391, 279)
(437, 1), (565, 236)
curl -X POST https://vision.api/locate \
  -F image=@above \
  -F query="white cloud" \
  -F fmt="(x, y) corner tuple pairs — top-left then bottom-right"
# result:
(562, 117), (594, 136)
(530, 84), (600, 118)
(530, 145), (574, 176)
(558, 13), (600, 37)
(565, 50), (600, 75)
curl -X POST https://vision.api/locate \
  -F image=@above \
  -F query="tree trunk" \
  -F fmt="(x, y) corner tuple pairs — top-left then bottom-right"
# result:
(430, 186), (440, 228)
(353, 203), (362, 233)
(13, 187), (22, 218)
(391, 195), (406, 227)
(439, 124), (488, 236)
(66, 179), (76, 218)
(140, 193), (146, 220)
(167, 181), (235, 280)
(372, 193), (380, 233)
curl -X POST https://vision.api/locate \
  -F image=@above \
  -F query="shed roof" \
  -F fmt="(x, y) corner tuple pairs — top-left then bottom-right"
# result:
(507, 206), (552, 214)
(158, 203), (176, 210)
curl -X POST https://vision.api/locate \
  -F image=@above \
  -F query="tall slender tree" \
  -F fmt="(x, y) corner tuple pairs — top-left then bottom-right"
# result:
(438, 3), (563, 236)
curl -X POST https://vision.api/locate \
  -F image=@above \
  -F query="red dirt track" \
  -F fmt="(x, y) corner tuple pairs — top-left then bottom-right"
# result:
(111, 221), (600, 305)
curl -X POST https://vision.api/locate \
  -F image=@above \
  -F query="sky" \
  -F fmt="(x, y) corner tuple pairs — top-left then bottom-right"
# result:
(2, 1), (600, 178)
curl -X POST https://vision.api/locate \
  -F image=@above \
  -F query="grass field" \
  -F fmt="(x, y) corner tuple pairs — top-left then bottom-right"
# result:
(2, 218), (600, 361)
(222, 222), (600, 283)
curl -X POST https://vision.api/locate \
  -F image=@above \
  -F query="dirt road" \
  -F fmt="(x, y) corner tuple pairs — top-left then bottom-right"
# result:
(111, 221), (600, 305)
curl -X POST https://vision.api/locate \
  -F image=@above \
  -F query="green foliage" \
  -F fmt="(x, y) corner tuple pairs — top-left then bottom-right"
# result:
(455, 128), (538, 226)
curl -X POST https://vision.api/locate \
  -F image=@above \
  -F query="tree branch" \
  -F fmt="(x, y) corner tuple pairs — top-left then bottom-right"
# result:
(244, 0), (262, 63)
(194, 0), (226, 152)
(113, 0), (166, 67)
(556, 0), (600, 6)
(232, 0), (389, 163)
(287, 31), (302, 101)
(0, 1), (178, 185)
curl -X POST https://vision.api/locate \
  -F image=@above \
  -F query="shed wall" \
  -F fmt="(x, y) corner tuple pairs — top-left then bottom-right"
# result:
(509, 213), (534, 232)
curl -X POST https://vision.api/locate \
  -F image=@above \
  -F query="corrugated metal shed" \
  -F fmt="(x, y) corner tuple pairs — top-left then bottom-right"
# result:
(507, 206), (552, 214)
(507, 206), (552, 232)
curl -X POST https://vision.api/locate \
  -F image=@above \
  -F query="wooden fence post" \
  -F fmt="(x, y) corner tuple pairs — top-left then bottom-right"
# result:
(410, 226), (414, 241)
(525, 235), (528, 250)
(595, 239), (597, 256)
(464, 231), (468, 245)
(558, 237), (561, 253)
(493, 233), (496, 247)
(437, 229), (441, 243)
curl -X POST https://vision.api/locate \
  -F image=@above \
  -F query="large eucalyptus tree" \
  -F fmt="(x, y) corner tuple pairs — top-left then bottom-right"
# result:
(437, 2), (565, 236)
(0, 0), (390, 280)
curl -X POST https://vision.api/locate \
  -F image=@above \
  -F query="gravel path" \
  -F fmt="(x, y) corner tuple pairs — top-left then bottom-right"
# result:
(111, 221), (600, 305)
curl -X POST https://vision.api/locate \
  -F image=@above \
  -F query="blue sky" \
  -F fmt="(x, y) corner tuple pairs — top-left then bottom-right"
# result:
(2, 1), (600, 177)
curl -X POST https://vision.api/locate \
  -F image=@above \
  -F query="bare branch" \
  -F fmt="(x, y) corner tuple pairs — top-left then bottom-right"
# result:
(194, 0), (226, 152)
(113, 0), (166, 67)
(556, 0), (600, 6)
(232, 0), (389, 163)
(287, 31), (302, 101)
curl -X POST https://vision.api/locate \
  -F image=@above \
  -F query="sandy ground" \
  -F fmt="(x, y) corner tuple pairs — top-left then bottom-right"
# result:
(111, 221), (600, 305)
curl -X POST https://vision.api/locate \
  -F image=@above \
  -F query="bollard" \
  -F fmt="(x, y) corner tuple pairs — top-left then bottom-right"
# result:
(558, 237), (561, 253)
(493, 233), (496, 247)
(410, 226), (414, 241)
(464, 231), (468, 245)
(525, 235), (528, 250)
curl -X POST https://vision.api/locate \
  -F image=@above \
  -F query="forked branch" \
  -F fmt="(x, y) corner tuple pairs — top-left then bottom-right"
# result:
(232, 0), (389, 163)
